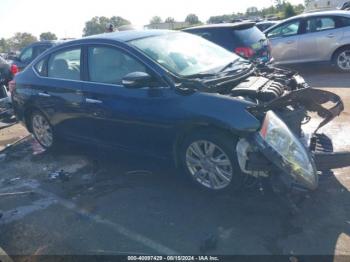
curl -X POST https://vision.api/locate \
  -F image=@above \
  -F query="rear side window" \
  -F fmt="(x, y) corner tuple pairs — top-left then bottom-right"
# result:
(339, 16), (350, 27)
(88, 46), (146, 85)
(48, 48), (81, 80)
(267, 20), (300, 38)
(233, 26), (266, 46)
(306, 17), (336, 33)
(19, 47), (33, 63)
(186, 28), (241, 51)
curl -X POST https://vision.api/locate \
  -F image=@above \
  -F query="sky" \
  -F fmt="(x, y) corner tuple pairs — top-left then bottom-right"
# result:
(0, 0), (304, 39)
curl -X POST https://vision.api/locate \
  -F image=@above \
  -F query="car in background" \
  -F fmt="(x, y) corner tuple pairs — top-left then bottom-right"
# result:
(183, 22), (271, 63)
(0, 56), (14, 99)
(10, 40), (61, 71)
(11, 30), (347, 195)
(264, 10), (350, 71)
(256, 21), (279, 31)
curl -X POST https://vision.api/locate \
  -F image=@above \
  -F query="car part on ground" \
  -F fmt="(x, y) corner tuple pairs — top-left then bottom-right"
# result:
(11, 30), (350, 195)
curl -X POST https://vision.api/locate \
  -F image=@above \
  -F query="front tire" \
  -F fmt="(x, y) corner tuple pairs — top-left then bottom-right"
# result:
(179, 129), (243, 192)
(30, 110), (55, 149)
(333, 47), (350, 72)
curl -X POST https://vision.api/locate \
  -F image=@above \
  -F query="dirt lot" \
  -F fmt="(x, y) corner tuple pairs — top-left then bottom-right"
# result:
(0, 64), (349, 259)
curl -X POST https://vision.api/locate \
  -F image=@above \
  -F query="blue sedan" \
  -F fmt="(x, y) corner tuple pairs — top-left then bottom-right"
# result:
(11, 30), (346, 193)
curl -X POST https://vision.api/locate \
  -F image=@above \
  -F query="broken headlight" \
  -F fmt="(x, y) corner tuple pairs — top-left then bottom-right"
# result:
(259, 111), (318, 190)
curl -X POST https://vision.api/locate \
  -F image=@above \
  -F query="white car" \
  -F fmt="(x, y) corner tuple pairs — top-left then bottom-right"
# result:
(265, 10), (350, 71)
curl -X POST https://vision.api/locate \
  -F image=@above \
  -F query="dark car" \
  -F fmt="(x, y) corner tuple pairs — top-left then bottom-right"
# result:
(11, 30), (348, 195)
(0, 56), (14, 99)
(256, 21), (278, 31)
(10, 40), (61, 71)
(183, 22), (271, 63)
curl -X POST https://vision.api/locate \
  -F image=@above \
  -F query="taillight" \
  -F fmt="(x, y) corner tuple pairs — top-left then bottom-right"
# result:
(234, 47), (255, 58)
(10, 64), (19, 75)
(9, 80), (16, 93)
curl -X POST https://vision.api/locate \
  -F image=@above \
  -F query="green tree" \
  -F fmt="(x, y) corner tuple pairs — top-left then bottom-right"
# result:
(284, 2), (297, 18)
(39, 32), (57, 41)
(110, 16), (131, 28)
(246, 7), (259, 16)
(149, 16), (162, 24)
(83, 16), (130, 36)
(165, 17), (175, 23)
(185, 14), (200, 25)
(294, 4), (305, 14)
(0, 38), (9, 53)
(7, 33), (37, 51)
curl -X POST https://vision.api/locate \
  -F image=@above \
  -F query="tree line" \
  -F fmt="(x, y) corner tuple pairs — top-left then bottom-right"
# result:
(208, 0), (305, 23)
(0, 0), (305, 53)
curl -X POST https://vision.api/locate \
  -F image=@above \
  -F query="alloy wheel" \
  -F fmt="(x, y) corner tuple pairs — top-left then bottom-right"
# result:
(185, 140), (233, 190)
(337, 50), (350, 71)
(32, 113), (53, 148)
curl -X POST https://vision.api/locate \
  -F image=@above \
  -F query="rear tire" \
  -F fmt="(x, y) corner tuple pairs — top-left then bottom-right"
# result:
(178, 129), (243, 193)
(30, 110), (56, 149)
(333, 47), (350, 72)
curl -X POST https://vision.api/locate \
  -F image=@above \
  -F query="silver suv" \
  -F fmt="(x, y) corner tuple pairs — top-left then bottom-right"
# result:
(265, 11), (350, 71)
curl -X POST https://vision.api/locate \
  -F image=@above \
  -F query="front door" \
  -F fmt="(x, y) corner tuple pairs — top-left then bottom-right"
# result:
(267, 19), (302, 64)
(80, 45), (176, 156)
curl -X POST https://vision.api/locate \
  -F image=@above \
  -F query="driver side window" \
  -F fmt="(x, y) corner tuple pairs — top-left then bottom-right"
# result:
(88, 46), (147, 85)
(267, 20), (300, 38)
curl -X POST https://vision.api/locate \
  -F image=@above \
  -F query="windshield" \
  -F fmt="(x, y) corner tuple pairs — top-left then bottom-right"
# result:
(129, 32), (240, 76)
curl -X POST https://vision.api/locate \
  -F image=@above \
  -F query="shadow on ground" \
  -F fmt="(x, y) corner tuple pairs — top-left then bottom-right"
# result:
(0, 138), (349, 256)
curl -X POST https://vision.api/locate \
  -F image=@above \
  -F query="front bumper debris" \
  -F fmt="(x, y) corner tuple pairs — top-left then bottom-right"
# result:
(249, 87), (344, 132)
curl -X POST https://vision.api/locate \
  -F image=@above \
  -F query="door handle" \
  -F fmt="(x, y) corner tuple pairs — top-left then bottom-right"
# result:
(38, 92), (51, 97)
(327, 33), (335, 38)
(286, 40), (294, 44)
(85, 98), (102, 104)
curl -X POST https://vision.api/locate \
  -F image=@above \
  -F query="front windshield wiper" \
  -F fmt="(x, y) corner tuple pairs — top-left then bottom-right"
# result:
(183, 72), (217, 79)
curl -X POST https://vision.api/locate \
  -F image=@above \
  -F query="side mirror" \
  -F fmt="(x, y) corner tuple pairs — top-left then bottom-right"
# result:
(122, 72), (153, 88)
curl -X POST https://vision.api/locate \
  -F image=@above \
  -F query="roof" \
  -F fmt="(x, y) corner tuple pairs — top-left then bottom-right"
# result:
(256, 21), (278, 25)
(84, 29), (175, 42)
(183, 21), (256, 31)
(284, 10), (350, 21)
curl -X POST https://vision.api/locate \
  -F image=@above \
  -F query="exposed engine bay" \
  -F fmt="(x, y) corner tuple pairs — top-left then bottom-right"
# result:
(177, 64), (347, 192)
(229, 66), (343, 136)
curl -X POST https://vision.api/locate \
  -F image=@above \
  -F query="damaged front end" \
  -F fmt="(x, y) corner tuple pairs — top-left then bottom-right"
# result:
(232, 66), (349, 191)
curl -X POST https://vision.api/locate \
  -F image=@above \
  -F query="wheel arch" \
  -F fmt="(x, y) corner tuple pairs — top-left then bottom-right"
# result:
(172, 123), (240, 168)
(331, 44), (350, 63)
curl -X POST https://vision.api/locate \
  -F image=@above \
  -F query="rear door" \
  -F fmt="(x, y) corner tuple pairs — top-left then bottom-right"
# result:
(299, 16), (343, 62)
(33, 47), (92, 140)
(266, 19), (302, 63)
